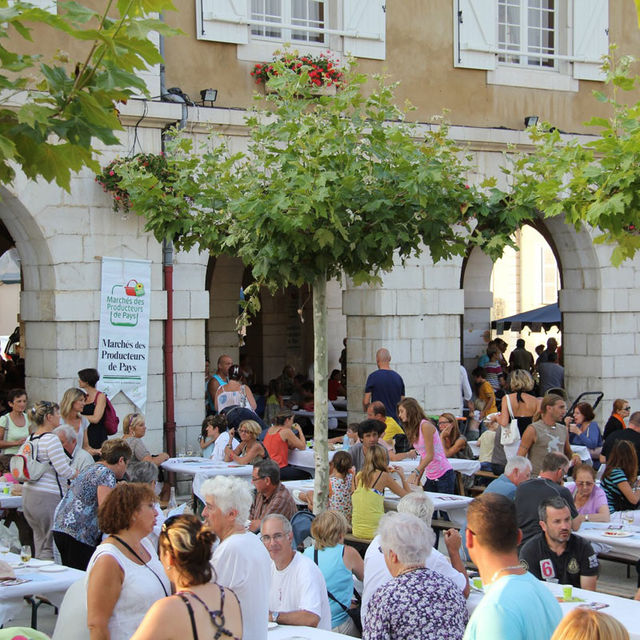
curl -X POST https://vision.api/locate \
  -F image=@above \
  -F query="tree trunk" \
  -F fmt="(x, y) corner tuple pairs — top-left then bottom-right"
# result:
(312, 275), (329, 513)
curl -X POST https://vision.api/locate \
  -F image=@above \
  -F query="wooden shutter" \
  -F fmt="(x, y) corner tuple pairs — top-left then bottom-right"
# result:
(573, 0), (608, 81)
(343, 0), (386, 60)
(200, 0), (250, 44)
(454, 0), (496, 70)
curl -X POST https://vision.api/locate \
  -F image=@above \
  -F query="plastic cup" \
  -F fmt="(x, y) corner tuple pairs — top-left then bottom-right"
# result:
(473, 577), (483, 590)
(562, 585), (573, 601)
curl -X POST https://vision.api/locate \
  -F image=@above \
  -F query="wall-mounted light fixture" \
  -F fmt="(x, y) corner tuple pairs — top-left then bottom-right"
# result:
(524, 115), (539, 128)
(200, 88), (218, 106)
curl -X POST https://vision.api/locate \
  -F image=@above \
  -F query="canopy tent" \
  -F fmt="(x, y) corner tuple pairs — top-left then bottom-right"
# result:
(491, 302), (560, 332)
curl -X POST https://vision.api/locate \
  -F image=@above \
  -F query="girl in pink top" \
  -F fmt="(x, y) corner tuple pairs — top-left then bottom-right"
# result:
(398, 398), (455, 494)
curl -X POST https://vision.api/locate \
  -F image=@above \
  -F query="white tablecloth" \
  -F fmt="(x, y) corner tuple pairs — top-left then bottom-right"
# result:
(576, 521), (640, 561)
(0, 553), (85, 627)
(269, 624), (352, 639)
(467, 441), (590, 463)
(392, 458), (482, 476)
(293, 409), (348, 420)
(466, 580), (640, 638)
(161, 458), (253, 477)
(288, 448), (337, 470)
(0, 494), (22, 509)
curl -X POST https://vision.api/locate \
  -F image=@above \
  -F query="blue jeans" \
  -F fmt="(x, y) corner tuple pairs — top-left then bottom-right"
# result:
(423, 468), (455, 494)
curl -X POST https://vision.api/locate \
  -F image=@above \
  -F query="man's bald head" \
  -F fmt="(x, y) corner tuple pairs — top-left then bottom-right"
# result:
(376, 348), (391, 365)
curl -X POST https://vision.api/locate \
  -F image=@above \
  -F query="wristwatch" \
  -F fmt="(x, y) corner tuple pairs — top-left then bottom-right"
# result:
(585, 514), (589, 522)
(271, 611), (279, 623)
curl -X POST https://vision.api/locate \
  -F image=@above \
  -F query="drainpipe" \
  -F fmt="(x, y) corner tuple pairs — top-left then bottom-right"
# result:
(159, 24), (176, 458)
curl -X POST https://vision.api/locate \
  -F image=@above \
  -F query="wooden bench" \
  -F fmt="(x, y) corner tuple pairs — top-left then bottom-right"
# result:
(344, 533), (372, 557)
(598, 551), (640, 586)
(467, 470), (499, 496)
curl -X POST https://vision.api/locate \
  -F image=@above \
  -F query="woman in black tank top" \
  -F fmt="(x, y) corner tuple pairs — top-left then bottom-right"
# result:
(130, 515), (242, 640)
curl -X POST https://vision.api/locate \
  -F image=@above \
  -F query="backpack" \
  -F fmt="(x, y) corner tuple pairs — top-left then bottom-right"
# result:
(99, 391), (119, 436)
(10, 434), (50, 482)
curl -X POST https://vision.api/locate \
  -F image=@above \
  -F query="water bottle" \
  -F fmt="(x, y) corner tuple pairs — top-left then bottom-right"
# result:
(168, 487), (177, 509)
(343, 434), (350, 450)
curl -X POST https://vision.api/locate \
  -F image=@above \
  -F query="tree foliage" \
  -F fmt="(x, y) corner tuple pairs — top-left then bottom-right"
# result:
(498, 53), (640, 265)
(0, 0), (177, 191)
(114, 57), (523, 289)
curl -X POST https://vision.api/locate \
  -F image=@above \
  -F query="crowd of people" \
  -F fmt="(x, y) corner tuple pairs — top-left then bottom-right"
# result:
(0, 342), (638, 640)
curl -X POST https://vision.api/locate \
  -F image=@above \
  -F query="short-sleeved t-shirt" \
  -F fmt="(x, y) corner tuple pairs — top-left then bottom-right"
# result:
(515, 478), (578, 546)
(127, 437), (150, 462)
(463, 572), (562, 640)
(269, 552), (331, 630)
(53, 463), (117, 546)
(382, 417), (404, 443)
(602, 428), (640, 465)
(485, 474), (517, 500)
(564, 482), (608, 516)
(519, 533), (599, 587)
(365, 369), (405, 420)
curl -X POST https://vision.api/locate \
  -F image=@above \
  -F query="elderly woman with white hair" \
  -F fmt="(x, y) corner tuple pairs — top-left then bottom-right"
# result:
(361, 492), (469, 621)
(363, 512), (468, 640)
(201, 475), (271, 640)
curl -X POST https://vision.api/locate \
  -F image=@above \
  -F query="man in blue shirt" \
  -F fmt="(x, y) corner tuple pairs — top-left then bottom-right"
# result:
(362, 348), (405, 421)
(485, 456), (532, 500)
(464, 494), (562, 640)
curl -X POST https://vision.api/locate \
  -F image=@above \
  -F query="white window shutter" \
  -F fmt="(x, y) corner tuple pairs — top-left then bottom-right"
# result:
(199, 0), (250, 44)
(454, 0), (496, 70)
(573, 0), (608, 81)
(343, 0), (386, 61)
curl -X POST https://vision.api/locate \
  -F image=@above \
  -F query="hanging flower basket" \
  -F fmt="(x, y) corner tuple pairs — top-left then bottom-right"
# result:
(251, 51), (343, 93)
(95, 152), (172, 213)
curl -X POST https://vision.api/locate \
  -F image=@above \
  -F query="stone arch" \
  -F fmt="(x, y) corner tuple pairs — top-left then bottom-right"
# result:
(0, 186), (57, 399)
(460, 214), (610, 412)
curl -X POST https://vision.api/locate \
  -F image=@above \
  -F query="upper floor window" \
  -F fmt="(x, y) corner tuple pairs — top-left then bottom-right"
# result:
(251, 0), (326, 44)
(198, 1), (386, 61)
(498, 0), (555, 68)
(454, 0), (609, 90)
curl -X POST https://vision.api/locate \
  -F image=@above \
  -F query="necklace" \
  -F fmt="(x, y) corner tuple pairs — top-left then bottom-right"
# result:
(396, 564), (424, 577)
(490, 564), (525, 584)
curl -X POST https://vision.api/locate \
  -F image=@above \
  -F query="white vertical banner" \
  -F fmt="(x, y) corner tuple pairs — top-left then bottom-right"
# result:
(98, 257), (151, 411)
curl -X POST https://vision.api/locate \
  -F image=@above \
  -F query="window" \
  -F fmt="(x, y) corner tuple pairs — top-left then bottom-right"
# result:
(198, 0), (386, 61)
(498, 0), (555, 68)
(454, 0), (609, 89)
(250, 0), (326, 44)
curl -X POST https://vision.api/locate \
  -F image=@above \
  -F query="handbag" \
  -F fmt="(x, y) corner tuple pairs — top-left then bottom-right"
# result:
(500, 395), (520, 446)
(313, 548), (362, 632)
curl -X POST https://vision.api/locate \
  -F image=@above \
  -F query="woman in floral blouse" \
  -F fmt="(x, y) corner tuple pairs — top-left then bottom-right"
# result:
(363, 512), (468, 640)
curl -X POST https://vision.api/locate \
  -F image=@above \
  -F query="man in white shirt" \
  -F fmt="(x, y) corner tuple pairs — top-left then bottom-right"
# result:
(361, 492), (469, 619)
(54, 425), (94, 473)
(209, 422), (239, 462)
(202, 476), (271, 640)
(261, 513), (331, 630)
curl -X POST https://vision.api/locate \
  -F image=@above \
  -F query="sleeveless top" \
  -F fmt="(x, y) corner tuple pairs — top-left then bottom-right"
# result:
(414, 420), (452, 480)
(0, 411), (28, 454)
(263, 429), (289, 468)
(82, 392), (108, 450)
(217, 387), (249, 412)
(176, 588), (240, 640)
(528, 420), (568, 477)
(303, 544), (353, 627)
(329, 474), (353, 522)
(86, 539), (170, 640)
(351, 471), (384, 539)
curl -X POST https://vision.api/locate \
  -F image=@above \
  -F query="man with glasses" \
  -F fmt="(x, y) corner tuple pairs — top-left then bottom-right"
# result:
(464, 493), (561, 640)
(261, 513), (331, 629)
(601, 410), (640, 464)
(249, 459), (296, 533)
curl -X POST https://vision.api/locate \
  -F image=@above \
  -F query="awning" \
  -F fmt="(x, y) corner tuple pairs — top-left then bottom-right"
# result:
(491, 302), (560, 332)
(0, 248), (20, 284)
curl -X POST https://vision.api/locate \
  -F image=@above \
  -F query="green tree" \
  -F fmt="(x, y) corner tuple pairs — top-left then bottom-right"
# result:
(499, 53), (640, 266)
(0, 0), (177, 191)
(112, 58), (523, 511)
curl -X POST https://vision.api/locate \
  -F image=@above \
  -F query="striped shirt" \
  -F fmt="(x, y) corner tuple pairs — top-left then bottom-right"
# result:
(26, 432), (75, 496)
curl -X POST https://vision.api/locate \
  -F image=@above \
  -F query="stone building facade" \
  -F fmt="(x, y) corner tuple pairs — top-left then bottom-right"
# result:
(1, 1), (639, 450)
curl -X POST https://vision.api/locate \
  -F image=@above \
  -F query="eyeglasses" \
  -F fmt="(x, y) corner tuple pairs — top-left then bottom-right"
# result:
(576, 481), (594, 487)
(238, 428), (249, 434)
(251, 475), (265, 483)
(261, 532), (286, 544)
(438, 420), (451, 426)
(623, 406), (631, 411)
